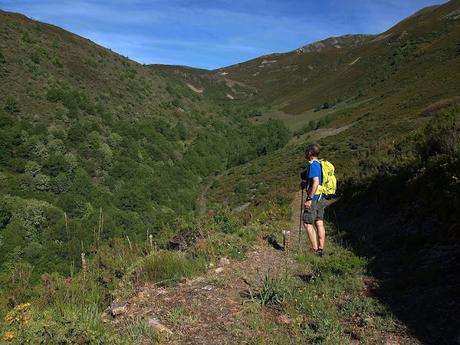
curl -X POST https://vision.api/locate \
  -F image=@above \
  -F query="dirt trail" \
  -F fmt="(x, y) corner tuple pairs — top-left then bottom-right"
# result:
(113, 192), (420, 344)
(114, 193), (304, 344)
(119, 249), (294, 344)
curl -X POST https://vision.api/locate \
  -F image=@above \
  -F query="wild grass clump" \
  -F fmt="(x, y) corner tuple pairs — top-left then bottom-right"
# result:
(191, 232), (249, 262)
(122, 319), (158, 344)
(136, 251), (206, 286)
(251, 273), (288, 307)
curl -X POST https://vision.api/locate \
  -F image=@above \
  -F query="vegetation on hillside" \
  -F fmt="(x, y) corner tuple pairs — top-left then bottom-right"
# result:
(0, 11), (291, 278)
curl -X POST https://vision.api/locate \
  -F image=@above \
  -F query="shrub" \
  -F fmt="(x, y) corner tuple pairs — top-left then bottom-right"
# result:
(57, 193), (90, 218)
(417, 107), (460, 159)
(116, 187), (148, 211)
(24, 161), (41, 177)
(0, 196), (60, 242)
(213, 207), (240, 234)
(33, 173), (51, 191)
(43, 154), (68, 177)
(0, 206), (12, 229)
(30, 51), (40, 64)
(4, 97), (20, 114)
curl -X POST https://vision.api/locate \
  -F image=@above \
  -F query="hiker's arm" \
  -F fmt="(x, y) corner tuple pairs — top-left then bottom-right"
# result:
(305, 177), (319, 207)
(308, 177), (320, 200)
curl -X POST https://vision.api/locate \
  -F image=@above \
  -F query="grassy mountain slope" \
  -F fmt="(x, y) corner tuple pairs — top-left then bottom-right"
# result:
(150, 64), (256, 103)
(219, 0), (460, 114)
(0, 10), (290, 276)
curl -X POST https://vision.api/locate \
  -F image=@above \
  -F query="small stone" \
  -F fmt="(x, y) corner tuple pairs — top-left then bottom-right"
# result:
(384, 338), (400, 345)
(138, 290), (150, 299)
(109, 302), (127, 316)
(219, 257), (230, 267)
(278, 314), (292, 324)
(215, 267), (224, 274)
(148, 318), (173, 334)
(101, 311), (111, 323)
(201, 285), (213, 291)
(157, 288), (167, 295)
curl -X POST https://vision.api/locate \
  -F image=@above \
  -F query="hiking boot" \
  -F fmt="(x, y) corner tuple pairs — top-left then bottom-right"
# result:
(316, 249), (324, 257)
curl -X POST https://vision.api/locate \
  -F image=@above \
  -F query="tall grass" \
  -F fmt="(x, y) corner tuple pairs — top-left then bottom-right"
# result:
(137, 251), (206, 285)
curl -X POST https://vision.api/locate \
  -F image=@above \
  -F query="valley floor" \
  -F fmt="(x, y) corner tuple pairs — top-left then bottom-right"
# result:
(111, 192), (419, 345)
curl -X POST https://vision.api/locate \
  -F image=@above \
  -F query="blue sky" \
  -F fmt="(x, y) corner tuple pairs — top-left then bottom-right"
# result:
(0, 0), (447, 69)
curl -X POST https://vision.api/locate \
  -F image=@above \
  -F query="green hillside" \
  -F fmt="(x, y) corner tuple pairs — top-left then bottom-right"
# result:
(0, 10), (290, 276)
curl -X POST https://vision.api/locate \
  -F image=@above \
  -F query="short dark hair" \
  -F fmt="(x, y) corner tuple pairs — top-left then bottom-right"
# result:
(305, 144), (320, 158)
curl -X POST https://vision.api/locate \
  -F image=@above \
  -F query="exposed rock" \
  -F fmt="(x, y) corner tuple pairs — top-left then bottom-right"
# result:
(444, 8), (460, 20)
(148, 317), (173, 335)
(233, 202), (250, 212)
(101, 311), (111, 323)
(186, 83), (204, 94)
(219, 257), (230, 267)
(109, 302), (127, 316)
(349, 57), (361, 66)
(278, 314), (292, 324)
(215, 267), (224, 274)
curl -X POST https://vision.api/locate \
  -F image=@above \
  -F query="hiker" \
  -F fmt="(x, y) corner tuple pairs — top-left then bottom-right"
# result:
(301, 144), (328, 257)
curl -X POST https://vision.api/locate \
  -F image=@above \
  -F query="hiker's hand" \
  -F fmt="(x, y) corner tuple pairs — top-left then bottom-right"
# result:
(300, 181), (308, 190)
(304, 200), (312, 208)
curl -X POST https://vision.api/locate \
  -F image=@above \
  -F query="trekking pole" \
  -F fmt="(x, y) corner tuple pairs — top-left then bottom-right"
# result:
(298, 188), (304, 250)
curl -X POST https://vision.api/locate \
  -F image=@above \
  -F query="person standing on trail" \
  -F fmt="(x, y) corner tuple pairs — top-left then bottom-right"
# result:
(301, 144), (328, 257)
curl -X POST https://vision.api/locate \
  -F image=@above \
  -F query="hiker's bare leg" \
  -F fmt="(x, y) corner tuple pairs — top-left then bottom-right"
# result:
(316, 220), (325, 250)
(304, 223), (318, 250)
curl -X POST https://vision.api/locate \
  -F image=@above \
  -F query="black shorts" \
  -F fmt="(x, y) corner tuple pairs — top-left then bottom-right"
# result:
(303, 198), (328, 224)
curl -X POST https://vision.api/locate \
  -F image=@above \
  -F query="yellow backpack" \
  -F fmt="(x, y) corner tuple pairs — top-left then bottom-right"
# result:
(318, 159), (337, 196)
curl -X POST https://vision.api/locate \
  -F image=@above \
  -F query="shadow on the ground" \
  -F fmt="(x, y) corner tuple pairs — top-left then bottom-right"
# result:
(264, 234), (285, 251)
(330, 198), (460, 345)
